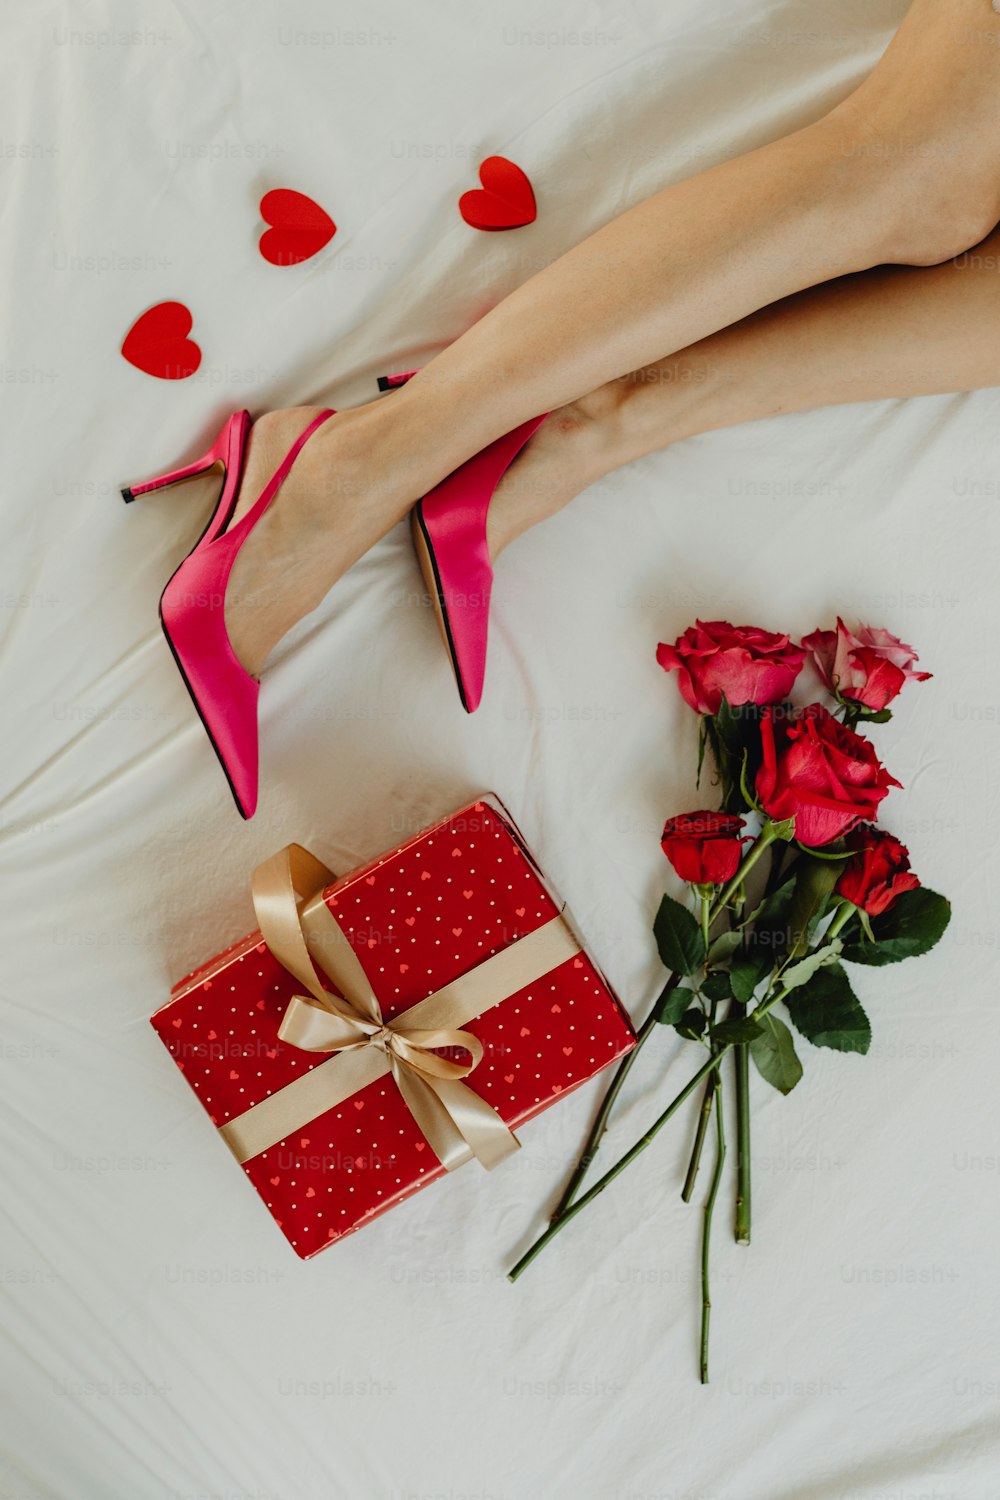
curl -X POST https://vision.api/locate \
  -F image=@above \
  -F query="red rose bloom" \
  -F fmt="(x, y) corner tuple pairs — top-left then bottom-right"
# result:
(835, 826), (920, 916)
(755, 705), (901, 847)
(657, 621), (805, 715)
(661, 811), (747, 884)
(802, 619), (931, 712)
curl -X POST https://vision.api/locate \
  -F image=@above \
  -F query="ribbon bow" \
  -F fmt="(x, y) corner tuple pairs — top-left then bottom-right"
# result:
(249, 844), (519, 1172)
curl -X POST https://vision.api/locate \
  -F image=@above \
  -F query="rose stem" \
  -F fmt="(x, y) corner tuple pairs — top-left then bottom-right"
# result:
(709, 823), (779, 921)
(681, 891), (717, 1201)
(549, 972), (683, 1221)
(508, 982), (793, 1281)
(681, 1072), (716, 1202)
(700, 1077), (727, 1385)
(733, 1039), (751, 1245)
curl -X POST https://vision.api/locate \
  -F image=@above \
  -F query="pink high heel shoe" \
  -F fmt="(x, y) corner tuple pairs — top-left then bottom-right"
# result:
(122, 408), (334, 818)
(381, 371), (547, 712)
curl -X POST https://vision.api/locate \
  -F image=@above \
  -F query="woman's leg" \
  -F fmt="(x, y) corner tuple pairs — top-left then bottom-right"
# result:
(485, 230), (1000, 555)
(227, 0), (1000, 672)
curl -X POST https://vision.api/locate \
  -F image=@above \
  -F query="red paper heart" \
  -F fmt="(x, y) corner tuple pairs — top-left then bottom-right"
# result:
(562, 1046), (573, 1057)
(405, 917), (416, 927)
(463, 889), (474, 899)
(503, 1073), (515, 1084)
(414, 1141), (425, 1152)
(121, 301), (201, 379)
(353, 1100), (364, 1111)
(259, 189), (336, 266)
(420, 871), (432, 881)
(459, 156), (536, 231)
(365, 875), (377, 886)
(269, 1175), (280, 1186)
(170, 1018), (182, 1029)
(229, 1069), (239, 1080)
(305, 1187), (316, 1198)
(206, 1029), (217, 1040)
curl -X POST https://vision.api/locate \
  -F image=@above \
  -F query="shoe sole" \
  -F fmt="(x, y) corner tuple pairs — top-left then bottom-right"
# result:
(410, 501), (472, 714)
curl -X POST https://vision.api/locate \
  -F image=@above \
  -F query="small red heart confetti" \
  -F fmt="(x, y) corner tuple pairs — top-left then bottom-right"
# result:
(414, 1141), (425, 1152)
(305, 1186), (316, 1198)
(420, 871), (432, 881)
(365, 875), (377, 886)
(551, 1004), (562, 1014)
(353, 1100), (364, 1111)
(266, 1047), (277, 1059)
(400, 963), (409, 973)
(459, 156), (536, 231)
(206, 1029), (217, 1040)
(562, 1046), (573, 1057)
(405, 916), (416, 926)
(259, 188), (336, 266)
(452, 927), (462, 937)
(269, 1175), (280, 1186)
(573, 958), (584, 969)
(229, 1069), (240, 1080)
(367, 938), (377, 949)
(355, 1155), (366, 1168)
(451, 849), (462, 859)
(171, 1017), (182, 1029)
(504, 1073), (515, 1084)
(256, 943), (267, 953)
(463, 889), (474, 899)
(300, 1137), (310, 1147)
(519, 1026), (530, 1038)
(201, 980), (212, 990)
(256, 999), (266, 1010)
(515, 907), (526, 917)
(121, 301), (201, 380)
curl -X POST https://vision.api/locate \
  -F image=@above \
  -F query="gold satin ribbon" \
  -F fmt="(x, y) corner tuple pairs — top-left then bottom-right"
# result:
(217, 844), (581, 1171)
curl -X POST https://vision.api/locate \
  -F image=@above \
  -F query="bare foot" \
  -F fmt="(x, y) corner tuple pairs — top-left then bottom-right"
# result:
(222, 403), (409, 676)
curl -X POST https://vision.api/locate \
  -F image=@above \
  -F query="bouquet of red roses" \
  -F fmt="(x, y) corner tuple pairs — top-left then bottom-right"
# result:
(509, 619), (950, 1383)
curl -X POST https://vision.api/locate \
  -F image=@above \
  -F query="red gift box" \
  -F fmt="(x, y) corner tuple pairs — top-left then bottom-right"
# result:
(151, 796), (635, 1258)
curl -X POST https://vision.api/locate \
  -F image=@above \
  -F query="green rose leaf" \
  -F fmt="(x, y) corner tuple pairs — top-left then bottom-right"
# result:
(749, 1014), (803, 1095)
(653, 984), (691, 1026)
(701, 971), (732, 1005)
(710, 1017), (763, 1044)
(653, 893), (707, 977)
(780, 940), (842, 991)
(786, 856), (841, 958)
(729, 953), (772, 1003)
(785, 962), (871, 1054)
(841, 887), (952, 967)
(676, 1007), (708, 1041)
(707, 930), (743, 968)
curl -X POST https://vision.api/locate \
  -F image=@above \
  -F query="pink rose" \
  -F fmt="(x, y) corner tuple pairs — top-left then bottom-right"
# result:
(802, 620), (931, 712)
(657, 621), (805, 715)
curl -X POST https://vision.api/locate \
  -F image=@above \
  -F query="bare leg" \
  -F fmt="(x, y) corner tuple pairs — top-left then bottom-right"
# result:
(226, 0), (1000, 672)
(485, 230), (1000, 555)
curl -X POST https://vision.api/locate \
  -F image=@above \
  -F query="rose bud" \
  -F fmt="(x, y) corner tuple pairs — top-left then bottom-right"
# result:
(802, 619), (931, 712)
(656, 621), (805, 716)
(756, 704), (901, 847)
(661, 810), (748, 885)
(835, 826), (920, 916)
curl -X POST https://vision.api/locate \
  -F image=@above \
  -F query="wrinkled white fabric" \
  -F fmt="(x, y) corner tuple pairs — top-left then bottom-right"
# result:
(2, 1), (998, 1497)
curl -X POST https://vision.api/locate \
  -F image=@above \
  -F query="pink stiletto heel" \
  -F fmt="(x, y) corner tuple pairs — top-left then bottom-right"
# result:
(123, 408), (335, 819)
(378, 367), (549, 711)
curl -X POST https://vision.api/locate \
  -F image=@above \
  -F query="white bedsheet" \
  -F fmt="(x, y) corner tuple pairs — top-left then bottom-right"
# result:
(2, 1), (999, 1496)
